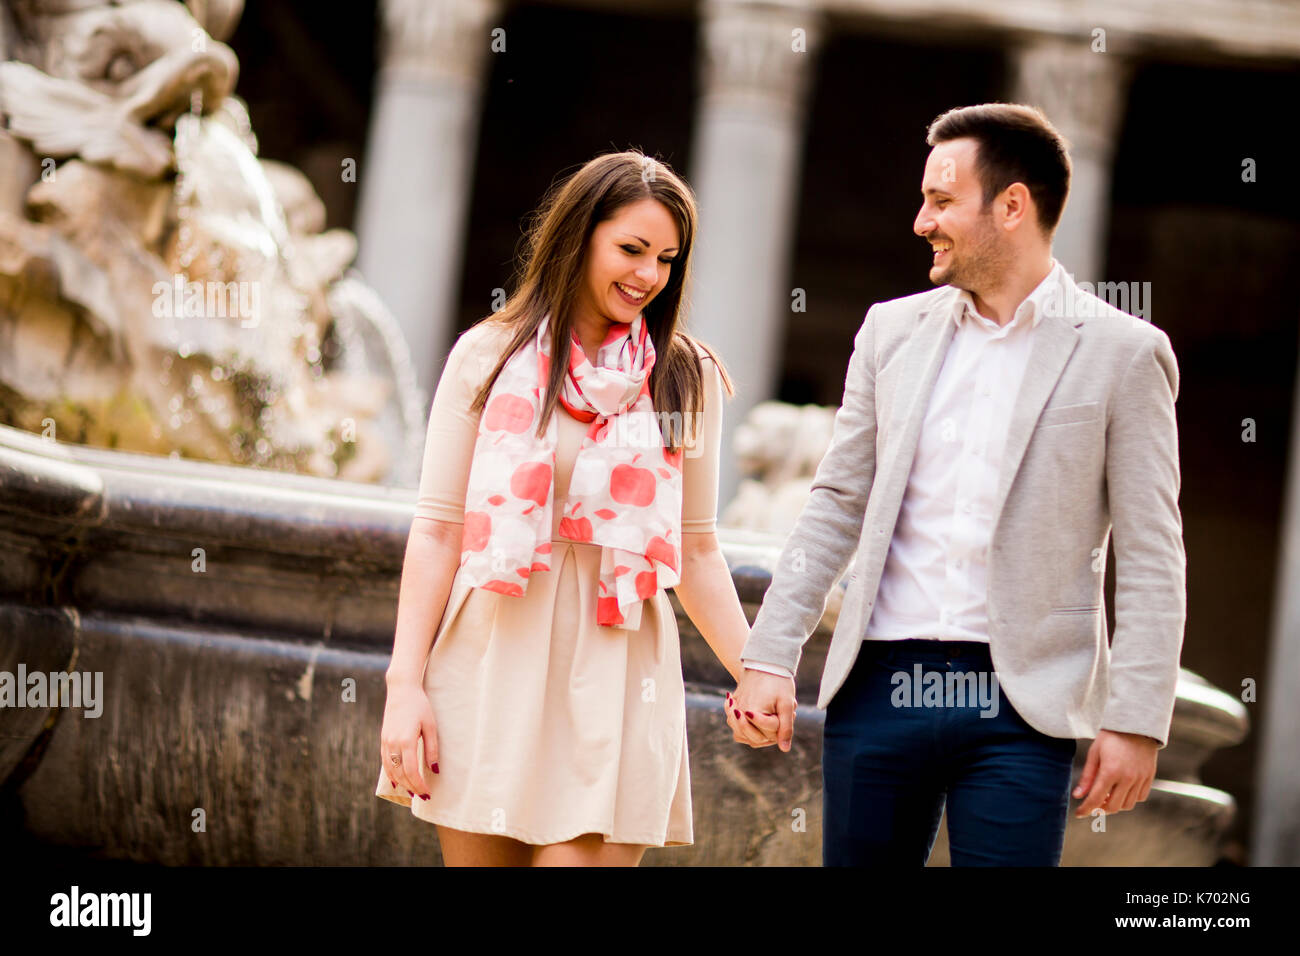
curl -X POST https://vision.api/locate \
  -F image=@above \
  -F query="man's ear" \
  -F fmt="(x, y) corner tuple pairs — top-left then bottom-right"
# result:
(999, 182), (1033, 232)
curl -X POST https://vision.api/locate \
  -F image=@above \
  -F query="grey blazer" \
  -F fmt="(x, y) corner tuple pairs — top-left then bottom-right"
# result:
(741, 276), (1186, 746)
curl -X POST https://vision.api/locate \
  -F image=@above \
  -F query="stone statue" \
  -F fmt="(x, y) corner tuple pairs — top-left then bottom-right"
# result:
(721, 399), (839, 535)
(0, 0), (425, 483)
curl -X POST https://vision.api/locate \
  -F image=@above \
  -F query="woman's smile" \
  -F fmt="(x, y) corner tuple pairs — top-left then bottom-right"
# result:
(614, 281), (649, 304)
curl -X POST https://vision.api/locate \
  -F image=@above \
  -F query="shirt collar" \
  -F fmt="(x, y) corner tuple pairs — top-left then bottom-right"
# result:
(950, 258), (1066, 334)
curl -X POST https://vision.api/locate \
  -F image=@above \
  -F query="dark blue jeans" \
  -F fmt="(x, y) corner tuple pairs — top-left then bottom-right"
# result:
(822, 638), (1077, 866)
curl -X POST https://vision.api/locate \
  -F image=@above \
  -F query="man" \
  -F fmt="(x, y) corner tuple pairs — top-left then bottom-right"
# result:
(726, 103), (1185, 866)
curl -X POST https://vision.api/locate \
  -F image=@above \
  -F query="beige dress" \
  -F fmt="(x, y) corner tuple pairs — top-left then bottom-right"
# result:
(375, 320), (723, 847)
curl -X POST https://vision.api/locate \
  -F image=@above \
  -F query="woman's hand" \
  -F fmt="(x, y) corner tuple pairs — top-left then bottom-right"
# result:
(380, 681), (440, 800)
(725, 669), (796, 752)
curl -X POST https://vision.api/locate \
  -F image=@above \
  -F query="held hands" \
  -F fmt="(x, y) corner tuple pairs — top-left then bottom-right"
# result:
(725, 668), (797, 752)
(1072, 728), (1159, 818)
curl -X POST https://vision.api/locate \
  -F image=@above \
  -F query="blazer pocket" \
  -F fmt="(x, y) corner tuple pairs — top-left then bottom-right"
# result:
(1037, 401), (1101, 428)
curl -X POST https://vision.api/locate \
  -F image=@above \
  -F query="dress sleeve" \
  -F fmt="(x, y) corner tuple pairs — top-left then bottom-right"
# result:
(412, 326), (497, 524)
(680, 352), (724, 534)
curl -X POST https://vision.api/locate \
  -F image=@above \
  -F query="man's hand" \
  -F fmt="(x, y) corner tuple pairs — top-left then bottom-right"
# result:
(724, 668), (797, 752)
(1072, 728), (1159, 818)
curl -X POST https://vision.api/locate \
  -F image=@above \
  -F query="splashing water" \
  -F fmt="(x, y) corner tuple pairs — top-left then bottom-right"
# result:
(167, 105), (318, 461)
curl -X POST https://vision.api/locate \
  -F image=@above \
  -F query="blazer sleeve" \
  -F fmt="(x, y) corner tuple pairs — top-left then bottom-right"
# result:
(740, 305), (880, 676)
(1098, 326), (1186, 747)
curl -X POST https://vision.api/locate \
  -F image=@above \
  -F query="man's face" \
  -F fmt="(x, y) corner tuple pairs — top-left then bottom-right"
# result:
(913, 138), (1009, 293)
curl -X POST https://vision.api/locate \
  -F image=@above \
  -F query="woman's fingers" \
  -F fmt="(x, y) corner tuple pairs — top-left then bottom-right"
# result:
(380, 741), (398, 789)
(381, 733), (427, 798)
(406, 739), (429, 797)
(747, 711), (781, 735)
(422, 716), (440, 778)
(727, 691), (780, 739)
(725, 692), (777, 748)
(734, 716), (775, 747)
(382, 738), (414, 797)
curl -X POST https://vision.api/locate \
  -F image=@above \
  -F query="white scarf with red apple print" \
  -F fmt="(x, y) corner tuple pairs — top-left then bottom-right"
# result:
(458, 313), (683, 631)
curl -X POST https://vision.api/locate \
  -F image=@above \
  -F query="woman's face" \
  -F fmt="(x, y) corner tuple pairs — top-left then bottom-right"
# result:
(578, 197), (681, 328)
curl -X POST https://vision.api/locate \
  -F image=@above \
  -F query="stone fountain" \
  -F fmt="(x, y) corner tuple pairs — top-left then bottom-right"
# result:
(0, 0), (425, 484)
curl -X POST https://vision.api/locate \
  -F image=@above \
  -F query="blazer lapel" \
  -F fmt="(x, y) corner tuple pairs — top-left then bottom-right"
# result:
(880, 295), (958, 502)
(877, 281), (1084, 539)
(990, 289), (1084, 525)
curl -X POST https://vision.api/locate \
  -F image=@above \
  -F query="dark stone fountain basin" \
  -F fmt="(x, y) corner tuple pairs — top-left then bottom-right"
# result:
(0, 423), (1247, 865)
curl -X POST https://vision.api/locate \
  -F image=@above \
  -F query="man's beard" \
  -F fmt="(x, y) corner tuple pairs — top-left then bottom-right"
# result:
(929, 212), (1010, 298)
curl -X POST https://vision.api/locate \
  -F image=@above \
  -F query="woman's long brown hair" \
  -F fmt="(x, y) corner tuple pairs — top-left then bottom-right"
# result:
(467, 150), (734, 455)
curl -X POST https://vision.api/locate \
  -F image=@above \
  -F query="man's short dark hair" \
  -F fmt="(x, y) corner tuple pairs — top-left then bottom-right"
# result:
(926, 103), (1072, 234)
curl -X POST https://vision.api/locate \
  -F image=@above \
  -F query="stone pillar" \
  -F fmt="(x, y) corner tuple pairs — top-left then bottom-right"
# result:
(686, 0), (823, 510)
(1010, 35), (1131, 285)
(1253, 347), (1300, 865)
(354, 0), (499, 399)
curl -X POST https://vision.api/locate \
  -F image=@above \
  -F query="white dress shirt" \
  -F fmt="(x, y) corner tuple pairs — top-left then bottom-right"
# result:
(744, 260), (1066, 680)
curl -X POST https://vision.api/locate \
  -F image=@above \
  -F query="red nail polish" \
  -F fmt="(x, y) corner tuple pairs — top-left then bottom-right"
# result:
(733, 709), (741, 718)
(746, 711), (754, 718)
(389, 779), (396, 788)
(406, 790), (413, 796)
(432, 762), (439, 774)
(420, 794), (430, 800)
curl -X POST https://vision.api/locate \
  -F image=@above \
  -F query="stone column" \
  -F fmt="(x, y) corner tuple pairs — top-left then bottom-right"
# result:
(686, 0), (823, 511)
(354, 0), (499, 399)
(1253, 350), (1300, 865)
(1010, 35), (1131, 286)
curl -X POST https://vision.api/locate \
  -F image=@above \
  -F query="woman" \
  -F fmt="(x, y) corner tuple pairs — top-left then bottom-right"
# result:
(375, 150), (779, 865)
